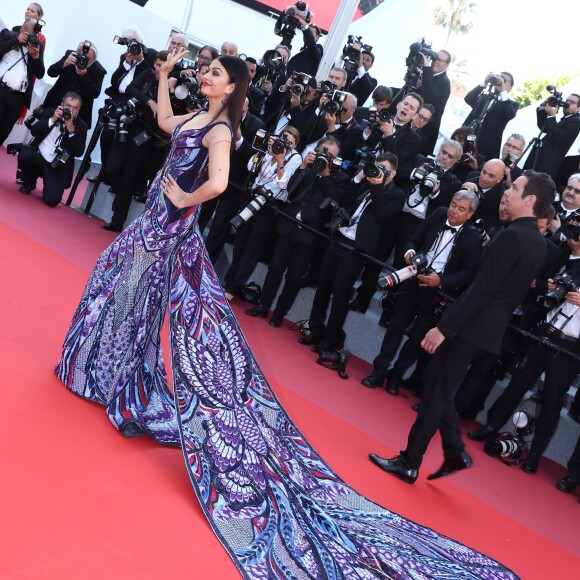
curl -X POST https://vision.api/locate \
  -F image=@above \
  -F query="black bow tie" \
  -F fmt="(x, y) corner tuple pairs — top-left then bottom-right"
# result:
(442, 224), (458, 233)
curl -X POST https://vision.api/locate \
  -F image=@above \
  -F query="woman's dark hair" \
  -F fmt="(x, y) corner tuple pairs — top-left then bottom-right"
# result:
(213, 55), (249, 140)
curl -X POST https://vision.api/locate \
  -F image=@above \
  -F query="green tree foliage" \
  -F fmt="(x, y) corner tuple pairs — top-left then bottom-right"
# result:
(511, 74), (575, 108)
(433, 0), (477, 49)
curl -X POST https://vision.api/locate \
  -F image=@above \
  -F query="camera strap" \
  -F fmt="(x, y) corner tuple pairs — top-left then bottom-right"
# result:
(0, 47), (28, 87)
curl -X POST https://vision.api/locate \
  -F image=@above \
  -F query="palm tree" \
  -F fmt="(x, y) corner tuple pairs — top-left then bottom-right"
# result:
(433, 0), (477, 49)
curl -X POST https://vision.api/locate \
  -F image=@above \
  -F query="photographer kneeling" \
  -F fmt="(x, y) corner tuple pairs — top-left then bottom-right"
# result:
(244, 135), (351, 326)
(17, 91), (87, 207)
(223, 126), (302, 299)
(300, 152), (404, 352)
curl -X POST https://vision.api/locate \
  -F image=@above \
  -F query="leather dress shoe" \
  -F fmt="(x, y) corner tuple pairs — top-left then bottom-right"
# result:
(385, 370), (402, 396)
(467, 424), (497, 442)
(245, 305), (268, 318)
(411, 402), (420, 412)
(556, 474), (579, 493)
(102, 222), (123, 232)
(427, 451), (473, 480)
(521, 452), (540, 474)
(269, 312), (284, 327)
(298, 334), (321, 347)
(348, 296), (370, 313)
(361, 374), (385, 389)
(19, 185), (33, 194)
(368, 453), (418, 484)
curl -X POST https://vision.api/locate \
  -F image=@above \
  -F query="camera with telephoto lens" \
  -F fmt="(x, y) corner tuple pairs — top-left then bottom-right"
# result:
(113, 35), (144, 56)
(316, 348), (350, 379)
(411, 163), (445, 194)
(543, 272), (577, 310)
(105, 97), (140, 143)
(230, 186), (273, 229)
(290, 72), (312, 95)
(460, 134), (476, 163)
(353, 146), (389, 179)
(484, 433), (525, 464)
(341, 35), (373, 76)
(487, 73), (503, 86)
(404, 38), (437, 87)
(311, 148), (343, 175)
(75, 41), (92, 70)
(319, 198), (352, 231)
(23, 105), (45, 129)
(561, 212), (580, 241)
(174, 78), (206, 110)
(319, 80), (336, 94)
(368, 106), (392, 130)
(274, 2), (313, 47)
(378, 253), (430, 288)
(545, 84), (566, 108)
(323, 89), (349, 114)
(50, 146), (71, 169)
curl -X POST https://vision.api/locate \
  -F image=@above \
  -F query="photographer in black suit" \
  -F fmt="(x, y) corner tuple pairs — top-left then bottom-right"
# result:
(43, 41), (107, 128)
(524, 93), (580, 181)
(500, 133), (526, 187)
(546, 173), (580, 246)
(362, 191), (483, 394)
(0, 18), (45, 145)
(245, 136), (351, 326)
(355, 85), (392, 124)
(299, 152), (405, 352)
(17, 92), (87, 206)
(349, 49), (378, 107)
(464, 72), (518, 160)
(370, 170), (555, 484)
(284, 12), (323, 78)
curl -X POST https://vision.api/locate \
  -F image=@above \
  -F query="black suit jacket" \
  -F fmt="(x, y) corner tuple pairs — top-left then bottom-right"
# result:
(105, 55), (153, 103)
(367, 122), (422, 172)
(342, 180), (406, 255)
(230, 112), (266, 184)
(406, 206), (483, 294)
(285, 28), (323, 77)
(44, 50), (107, 127)
(300, 114), (363, 161)
(416, 68), (451, 155)
(29, 108), (88, 187)
(465, 174), (505, 230)
(438, 217), (547, 353)
(349, 72), (377, 106)
(464, 85), (518, 159)
(0, 27), (45, 108)
(524, 110), (580, 180)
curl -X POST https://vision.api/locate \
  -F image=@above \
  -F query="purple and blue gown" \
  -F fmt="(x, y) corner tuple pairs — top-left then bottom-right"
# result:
(56, 120), (518, 580)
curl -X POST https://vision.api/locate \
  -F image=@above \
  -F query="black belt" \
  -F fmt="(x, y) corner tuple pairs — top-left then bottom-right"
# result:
(544, 325), (578, 343)
(0, 81), (23, 93)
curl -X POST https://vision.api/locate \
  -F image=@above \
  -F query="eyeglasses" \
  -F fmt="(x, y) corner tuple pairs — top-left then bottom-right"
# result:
(504, 142), (522, 151)
(416, 114), (431, 122)
(565, 100), (579, 107)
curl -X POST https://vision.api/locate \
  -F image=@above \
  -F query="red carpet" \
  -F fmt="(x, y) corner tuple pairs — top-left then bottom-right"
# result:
(0, 152), (579, 578)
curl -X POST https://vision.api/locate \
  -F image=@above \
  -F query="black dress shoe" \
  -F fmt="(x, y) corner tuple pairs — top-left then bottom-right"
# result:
(245, 305), (268, 318)
(385, 370), (402, 396)
(412, 402), (420, 412)
(467, 425), (497, 442)
(348, 296), (370, 313)
(368, 453), (418, 484)
(102, 222), (123, 232)
(521, 453), (540, 474)
(269, 312), (284, 327)
(361, 374), (385, 389)
(427, 451), (473, 480)
(556, 474), (579, 493)
(19, 185), (33, 194)
(298, 334), (321, 346)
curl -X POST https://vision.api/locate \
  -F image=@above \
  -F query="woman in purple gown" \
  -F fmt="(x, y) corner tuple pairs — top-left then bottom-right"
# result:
(56, 51), (518, 580)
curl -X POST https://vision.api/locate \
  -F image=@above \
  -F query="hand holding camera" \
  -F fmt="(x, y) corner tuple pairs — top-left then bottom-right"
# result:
(301, 150), (316, 170)
(51, 106), (74, 131)
(64, 52), (78, 68)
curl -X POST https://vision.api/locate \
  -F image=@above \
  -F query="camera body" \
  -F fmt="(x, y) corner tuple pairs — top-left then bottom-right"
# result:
(324, 201), (352, 232)
(484, 433), (525, 464)
(487, 73), (503, 87)
(290, 72), (312, 95)
(27, 32), (41, 47)
(61, 107), (72, 121)
(502, 152), (518, 168)
(6, 143), (24, 155)
(75, 41), (92, 70)
(341, 35), (372, 76)
(311, 150), (343, 175)
(50, 146), (71, 169)
(546, 84), (566, 109)
(322, 89), (349, 114)
(113, 35), (143, 56)
(411, 163), (444, 193)
(252, 129), (289, 155)
(174, 78), (206, 110)
(543, 273), (577, 310)
(378, 253), (430, 288)
(406, 39), (438, 67)
(230, 186), (273, 229)
(274, 2), (313, 46)
(105, 97), (141, 143)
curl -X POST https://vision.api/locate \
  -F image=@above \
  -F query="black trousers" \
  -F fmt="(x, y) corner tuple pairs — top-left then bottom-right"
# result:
(567, 434), (580, 480)
(393, 211), (423, 269)
(486, 337), (580, 457)
(308, 236), (366, 349)
(18, 147), (66, 207)
(259, 226), (315, 315)
(224, 204), (279, 295)
(372, 285), (440, 379)
(404, 337), (488, 469)
(0, 87), (25, 146)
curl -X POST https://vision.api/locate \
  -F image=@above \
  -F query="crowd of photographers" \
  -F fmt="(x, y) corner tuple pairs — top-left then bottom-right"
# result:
(2, 2), (580, 495)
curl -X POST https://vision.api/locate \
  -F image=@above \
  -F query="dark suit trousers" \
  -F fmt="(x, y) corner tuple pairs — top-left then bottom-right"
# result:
(394, 212), (423, 268)
(404, 337), (488, 468)
(0, 87), (25, 145)
(567, 434), (580, 480)
(259, 227), (315, 315)
(487, 338), (580, 456)
(308, 239), (365, 348)
(18, 147), (65, 207)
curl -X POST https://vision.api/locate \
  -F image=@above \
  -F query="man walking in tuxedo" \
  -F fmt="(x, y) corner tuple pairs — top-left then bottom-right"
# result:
(464, 72), (518, 160)
(524, 93), (580, 181)
(369, 170), (556, 483)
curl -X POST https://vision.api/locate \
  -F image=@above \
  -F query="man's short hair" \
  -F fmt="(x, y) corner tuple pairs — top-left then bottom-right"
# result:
(522, 170), (556, 218)
(508, 133), (526, 148)
(570, 93), (580, 104)
(376, 151), (398, 171)
(420, 103), (435, 115)
(155, 50), (169, 62)
(309, 24), (322, 38)
(62, 91), (82, 107)
(405, 91), (424, 109)
(454, 189), (479, 212)
(569, 173), (580, 183)
(121, 25), (144, 44)
(316, 135), (341, 155)
(245, 56), (257, 65)
(344, 92), (357, 111)
(330, 67), (347, 84)
(362, 49), (375, 64)
(502, 71), (515, 87)
(440, 138), (463, 158)
(372, 85), (392, 103)
(544, 204), (556, 222)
